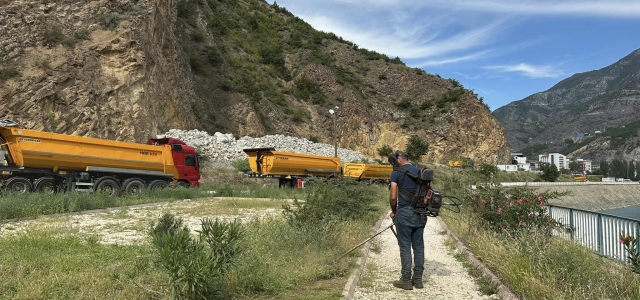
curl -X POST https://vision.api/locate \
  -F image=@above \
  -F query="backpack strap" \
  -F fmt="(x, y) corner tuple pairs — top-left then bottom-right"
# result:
(395, 166), (424, 214)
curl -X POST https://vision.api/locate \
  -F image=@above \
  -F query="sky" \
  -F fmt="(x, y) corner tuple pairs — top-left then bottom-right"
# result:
(265, 0), (640, 111)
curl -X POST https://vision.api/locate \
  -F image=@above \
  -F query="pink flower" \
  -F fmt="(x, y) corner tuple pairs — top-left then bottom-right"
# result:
(518, 221), (525, 227)
(481, 200), (487, 206)
(620, 236), (632, 245)
(497, 207), (503, 214)
(517, 199), (523, 205)
(537, 196), (542, 201)
(509, 202), (514, 207)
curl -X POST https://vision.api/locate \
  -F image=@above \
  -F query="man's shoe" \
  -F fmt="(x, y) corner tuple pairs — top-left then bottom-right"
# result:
(412, 278), (424, 289)
(392, 278), (413, 290)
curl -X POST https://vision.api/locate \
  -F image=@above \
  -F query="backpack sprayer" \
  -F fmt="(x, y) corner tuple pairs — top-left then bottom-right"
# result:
(338, 192), (463, 259)
(338, 153), (464, 258)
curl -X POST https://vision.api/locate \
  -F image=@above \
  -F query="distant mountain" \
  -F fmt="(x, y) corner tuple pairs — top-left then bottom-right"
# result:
(493, 48), (640, 163)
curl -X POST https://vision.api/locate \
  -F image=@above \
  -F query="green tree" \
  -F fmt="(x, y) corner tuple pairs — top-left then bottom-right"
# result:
(478, 163), (499, 179)
(611, 159), (626, 178)
(629, 161), (636, 180)
(600, 161), (609, 177)
(569, 161), (579, 172)
(540, 163), (560, 182)
(636, 161), (640, 180)
(405, 135), (429, 161)
(565, 138), (574, 145)
(377, 144), (393, 158)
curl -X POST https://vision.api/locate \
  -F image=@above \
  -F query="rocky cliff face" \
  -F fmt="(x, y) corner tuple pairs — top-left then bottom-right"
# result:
(0, 0), (510, 165)
(0, 0), (197, 141)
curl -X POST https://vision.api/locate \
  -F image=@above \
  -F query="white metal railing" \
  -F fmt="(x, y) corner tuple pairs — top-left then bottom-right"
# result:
(547, 205), (640, 263)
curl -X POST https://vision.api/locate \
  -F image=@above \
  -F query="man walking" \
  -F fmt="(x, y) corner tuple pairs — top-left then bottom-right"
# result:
(389, 150), (427, 290)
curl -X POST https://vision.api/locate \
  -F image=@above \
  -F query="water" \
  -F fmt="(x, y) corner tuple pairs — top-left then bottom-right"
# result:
(600, 205), (640, 221)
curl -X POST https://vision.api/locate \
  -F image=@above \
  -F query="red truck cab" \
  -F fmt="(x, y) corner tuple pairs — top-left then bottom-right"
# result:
(149, 138), (201, 187)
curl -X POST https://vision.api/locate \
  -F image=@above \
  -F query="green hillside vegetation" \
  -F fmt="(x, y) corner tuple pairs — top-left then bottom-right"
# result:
(170, 0), (484, 134)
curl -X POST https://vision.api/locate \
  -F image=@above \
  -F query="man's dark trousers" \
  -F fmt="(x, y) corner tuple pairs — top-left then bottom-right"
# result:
(395, 206), (427, 280)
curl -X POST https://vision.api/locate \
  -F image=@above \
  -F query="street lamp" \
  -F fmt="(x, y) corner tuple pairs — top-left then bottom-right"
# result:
(329, 106), (339, 158)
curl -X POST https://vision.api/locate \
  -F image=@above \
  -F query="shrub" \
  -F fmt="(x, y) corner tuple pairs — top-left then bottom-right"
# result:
(405, 135), (429, 161)
(232, 159), (251, 173)
(377, 144), (393, 157)
(619, 232), (639, 273)
(282, 179), (379, 226)
(192, 29), (205, 42)
(478, 163), (499, 179)
(97, 13), (122, 30)
(0, 68), (20, 82)
(189, 55), (205, 74)
(309, 136), (319, 143)
(378, 74), (387, 80)
(395, 98), (412, 110)
(43, 26), (65, 46)
(150, 213), (245, 299)
(469, 187), (566, 235)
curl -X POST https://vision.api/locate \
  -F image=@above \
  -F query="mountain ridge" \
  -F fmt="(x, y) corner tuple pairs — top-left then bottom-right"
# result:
(493, 48), (640, 163)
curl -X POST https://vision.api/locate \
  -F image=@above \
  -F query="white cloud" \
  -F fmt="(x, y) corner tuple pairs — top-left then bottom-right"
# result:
(328, 0), (640, 18)
(419, 50), (494, 67)
(297, 12), (507, 66)
(485, 63), (565, 78)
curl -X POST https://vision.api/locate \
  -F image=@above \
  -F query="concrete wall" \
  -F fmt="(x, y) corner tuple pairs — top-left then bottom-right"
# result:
(540, 185), (640, 211)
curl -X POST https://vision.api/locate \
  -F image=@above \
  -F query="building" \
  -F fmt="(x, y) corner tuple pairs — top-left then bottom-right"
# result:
(497, 164), (519, 172)
(538, 153), (568, 170)
(511, 152), (527, 165)
(576, 159), (592, 174)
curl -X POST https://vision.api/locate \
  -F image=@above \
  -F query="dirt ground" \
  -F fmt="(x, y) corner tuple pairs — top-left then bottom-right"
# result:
(0, 197), (289, 245)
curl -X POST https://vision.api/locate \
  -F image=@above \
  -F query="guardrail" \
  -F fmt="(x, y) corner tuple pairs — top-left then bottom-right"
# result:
(547, 204), (640, 263)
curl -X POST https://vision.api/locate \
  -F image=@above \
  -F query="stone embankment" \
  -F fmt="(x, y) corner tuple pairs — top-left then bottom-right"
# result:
(162, 129), (369, 163)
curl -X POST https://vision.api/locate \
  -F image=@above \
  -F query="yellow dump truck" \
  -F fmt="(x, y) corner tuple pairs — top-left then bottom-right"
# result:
(343, 163), (393, 183)
(243, 148), (341, 187)
(0, 120), (201, 195)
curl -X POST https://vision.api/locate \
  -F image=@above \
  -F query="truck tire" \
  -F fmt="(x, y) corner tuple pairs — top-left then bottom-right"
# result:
(3, 177), (33, 194)
(34, 177), (55, 193)
(149, 180), (169, 191)
(94, 177), (120, 196)
(123, 178), (146, 194)
(176, 181), (190, 188)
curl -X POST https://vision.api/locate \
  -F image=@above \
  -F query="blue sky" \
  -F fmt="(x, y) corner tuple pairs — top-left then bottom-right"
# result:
(266, 0), (640, 111)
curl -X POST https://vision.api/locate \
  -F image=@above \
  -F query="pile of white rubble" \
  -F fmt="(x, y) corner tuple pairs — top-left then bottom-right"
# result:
(161, 129), (368, 165)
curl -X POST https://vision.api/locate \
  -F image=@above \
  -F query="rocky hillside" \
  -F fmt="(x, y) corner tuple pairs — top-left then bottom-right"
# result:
(0, 0), (510, 164)
(493, 48), (640, 161)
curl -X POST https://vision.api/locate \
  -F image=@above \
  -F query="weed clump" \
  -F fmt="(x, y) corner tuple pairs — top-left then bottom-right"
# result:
(150, 213), (245, 299)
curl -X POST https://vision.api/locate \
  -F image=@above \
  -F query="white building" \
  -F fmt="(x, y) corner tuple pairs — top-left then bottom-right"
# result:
(497, 164), (519, 172)
(538, 153), (568, 170)
(576, 159), (592, 173)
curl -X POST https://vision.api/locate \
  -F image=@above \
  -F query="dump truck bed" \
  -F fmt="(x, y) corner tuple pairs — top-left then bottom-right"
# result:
(0, 125), (178, 177)
(243, 148), (341, 177)
(343, 163), (393, 180)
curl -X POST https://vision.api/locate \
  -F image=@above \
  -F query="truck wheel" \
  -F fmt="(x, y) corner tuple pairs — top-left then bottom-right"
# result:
(3, 177), (33, 194)
(94, 178), (120, 196)
(176, 181), (190, 188)
(149, 180), (169, 191)
(34, 177), (55, 193)
(123, 178), (146, 195)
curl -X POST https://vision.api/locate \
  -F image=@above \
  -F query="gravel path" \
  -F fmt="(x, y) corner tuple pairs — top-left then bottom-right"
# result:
(352, 216), (499, 300)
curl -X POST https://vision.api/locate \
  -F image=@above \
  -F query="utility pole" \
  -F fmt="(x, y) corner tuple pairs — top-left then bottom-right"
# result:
(329, 106), (339, 158)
